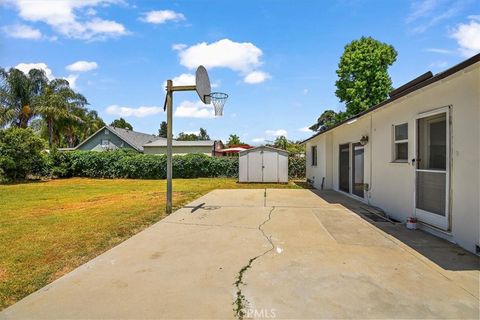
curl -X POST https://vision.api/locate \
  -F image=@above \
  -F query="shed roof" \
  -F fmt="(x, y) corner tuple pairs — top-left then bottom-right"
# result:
(302, 53), (480, 144)
(239, 145), (288, 156)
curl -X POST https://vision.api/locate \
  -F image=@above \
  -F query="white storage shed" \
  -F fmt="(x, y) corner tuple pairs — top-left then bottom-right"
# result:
(239, 146), (288, 183)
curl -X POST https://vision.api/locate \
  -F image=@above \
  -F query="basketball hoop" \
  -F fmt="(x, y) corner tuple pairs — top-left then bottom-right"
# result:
(209, 92), (228, 116)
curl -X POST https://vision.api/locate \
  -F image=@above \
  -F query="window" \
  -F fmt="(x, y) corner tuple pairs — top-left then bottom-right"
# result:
(393, 123), (408, 161)
(104, 129), (109, 135)
(311, 146), (317, 166)
(101, 139), (109, 148)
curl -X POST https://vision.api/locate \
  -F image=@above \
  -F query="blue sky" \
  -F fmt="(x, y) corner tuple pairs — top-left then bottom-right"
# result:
(1, 0), (479, 144)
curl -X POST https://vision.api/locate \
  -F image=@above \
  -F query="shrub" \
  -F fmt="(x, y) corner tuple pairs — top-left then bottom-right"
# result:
(288, 156), (306, 179)
(48, 150), (239, 179)
(0, 128), (47, 182)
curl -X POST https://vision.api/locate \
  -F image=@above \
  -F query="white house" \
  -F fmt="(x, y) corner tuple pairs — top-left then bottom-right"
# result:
(303, 53), (480, 254)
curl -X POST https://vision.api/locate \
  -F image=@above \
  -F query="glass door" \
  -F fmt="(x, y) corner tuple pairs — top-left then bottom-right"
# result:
(352, 143), (364, 198)
(415, 109), (449, 230)
(339, 144), (350, 193)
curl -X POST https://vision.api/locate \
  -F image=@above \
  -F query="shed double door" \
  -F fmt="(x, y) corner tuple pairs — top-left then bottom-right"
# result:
(248, 150), (279, 182)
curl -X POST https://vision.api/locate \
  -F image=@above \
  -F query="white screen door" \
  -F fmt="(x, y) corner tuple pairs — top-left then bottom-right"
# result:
(415, 108), (449, 230)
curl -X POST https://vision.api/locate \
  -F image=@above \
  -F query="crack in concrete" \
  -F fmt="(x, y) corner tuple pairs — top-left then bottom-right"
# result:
(233, 205), (276, 319)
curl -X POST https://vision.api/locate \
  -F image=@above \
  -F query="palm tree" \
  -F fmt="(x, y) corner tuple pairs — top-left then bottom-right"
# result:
(35, 79), (87, 147)
(0, 68), (48, 128)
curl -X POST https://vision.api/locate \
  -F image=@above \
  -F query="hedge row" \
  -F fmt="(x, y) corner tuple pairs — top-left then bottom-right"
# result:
(48, 150), (306, 180)
(48, 150), (239, 179)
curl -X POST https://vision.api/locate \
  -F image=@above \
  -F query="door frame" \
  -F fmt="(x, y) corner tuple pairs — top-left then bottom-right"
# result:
(338, 143), (350, 193)
(351, 142), (365, 199)
(413, 105), (451, 230)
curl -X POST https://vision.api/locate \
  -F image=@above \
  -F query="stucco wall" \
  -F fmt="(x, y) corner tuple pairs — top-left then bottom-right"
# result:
(143, 145), (213, 155)
(76, 129), (136, 151)
(305, 62), (479, 253)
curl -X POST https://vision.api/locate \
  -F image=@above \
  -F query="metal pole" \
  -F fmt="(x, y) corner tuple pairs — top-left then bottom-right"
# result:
(166, 79), (173, 214)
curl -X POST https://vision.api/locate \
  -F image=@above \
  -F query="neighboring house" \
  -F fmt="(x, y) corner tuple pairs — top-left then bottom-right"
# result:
(216, 144), (254, 156)
(143, 139), (217, 155)
(303, 53), (479, 254)
(75, 126), (161, 152)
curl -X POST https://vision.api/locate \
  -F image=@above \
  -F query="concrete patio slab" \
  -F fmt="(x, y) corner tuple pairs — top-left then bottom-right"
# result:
(2, 188), (479, 319)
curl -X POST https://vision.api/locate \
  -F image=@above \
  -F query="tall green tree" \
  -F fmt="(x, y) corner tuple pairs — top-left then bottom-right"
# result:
(110, 117), (133, 130)
(0, 68), (48, 128)
(335, 37), (397, 115)
(158, 121), (167, 138)
(35, 79), (87, 147)
(226, 134), (242, 147)
(198, 128), (210, 140)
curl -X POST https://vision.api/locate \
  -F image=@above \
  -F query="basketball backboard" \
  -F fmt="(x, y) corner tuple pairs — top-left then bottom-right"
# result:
(195, 65), (211, 104)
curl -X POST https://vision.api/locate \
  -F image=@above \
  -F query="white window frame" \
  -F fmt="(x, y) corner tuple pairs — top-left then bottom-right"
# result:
(392, 123), (408, 162)
(101, 139), (110, 148)
(311, 145), (317, 166)
(104, 129), (109, 135)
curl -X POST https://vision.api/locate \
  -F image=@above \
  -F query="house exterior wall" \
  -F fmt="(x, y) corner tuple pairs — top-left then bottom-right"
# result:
(76, 129), (136, 152)
(305, 63), (479, 253)
(143, 145), (213, 155)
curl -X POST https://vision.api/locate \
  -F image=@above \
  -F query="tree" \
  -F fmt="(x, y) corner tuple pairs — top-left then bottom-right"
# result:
(335, 37), (397, 116)
(158, 121), (167, 138)
(35, 79), (87, 147)
(226, 134), (242, 147)
(0, 127), (46, 181)
(274, 135), (288, 150)
(309, 110), (345, 132)
(198, 128), (210, 140)
(0, 67), (48, 128)
(176, 132), (199, 141)
(110, 117), (133, 130)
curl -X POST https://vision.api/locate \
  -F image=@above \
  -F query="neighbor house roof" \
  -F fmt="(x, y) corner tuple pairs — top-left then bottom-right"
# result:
(302, 53), (480, 144)
(75, 126), (161, 152)
(143, 139), (214, 147)
(108, 126), (161, 151)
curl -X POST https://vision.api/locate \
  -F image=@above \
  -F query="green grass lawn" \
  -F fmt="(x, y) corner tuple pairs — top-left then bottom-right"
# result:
(0, 178), (302, 310)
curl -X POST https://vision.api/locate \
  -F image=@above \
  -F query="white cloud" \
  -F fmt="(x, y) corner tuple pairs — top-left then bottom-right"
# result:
(66, 60), (98, 72)
(106, 105), (163, 118)
(4, 0), (127, 40)
(243, 71), (271, 84)
(172, 43), (187, 51)
(177, 39), (263, 73)
(64, 74), (78, 89)
(141, 10), (185, 24)
(424, 48), (455, 55)
(265, 129), (288, 137)
(15, 62), (54, 79)
(1, 24), (42, 39)
(252, 138), (266, 143)
(174, 100), (214, 118)
(406, 0), (466, 33)
(161, 73), (195, 90)
(451, 18), (480, 57)
(298, 127), (312, 133)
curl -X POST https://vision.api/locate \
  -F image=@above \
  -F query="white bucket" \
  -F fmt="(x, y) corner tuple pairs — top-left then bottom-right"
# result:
(406, 217), (417, 230)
